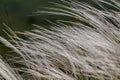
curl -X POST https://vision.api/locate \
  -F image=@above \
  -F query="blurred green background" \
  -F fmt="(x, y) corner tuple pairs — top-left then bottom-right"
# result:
(0, 0), (119, 33)
(0, 0), (118, 33)
(0, 0), (60, 33)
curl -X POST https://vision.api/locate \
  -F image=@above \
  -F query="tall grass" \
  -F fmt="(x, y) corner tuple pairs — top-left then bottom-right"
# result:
(0, 0), (120, 80)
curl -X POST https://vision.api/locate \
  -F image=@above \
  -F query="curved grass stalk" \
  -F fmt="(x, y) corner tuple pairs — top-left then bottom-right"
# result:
(0, 0), (120, 80)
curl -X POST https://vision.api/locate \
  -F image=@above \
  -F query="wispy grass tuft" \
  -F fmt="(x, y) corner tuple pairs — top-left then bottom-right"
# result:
(0, 0), (120, 80)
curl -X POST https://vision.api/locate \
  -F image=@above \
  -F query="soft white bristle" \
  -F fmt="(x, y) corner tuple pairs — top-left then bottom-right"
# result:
(0, 0), (120, 80)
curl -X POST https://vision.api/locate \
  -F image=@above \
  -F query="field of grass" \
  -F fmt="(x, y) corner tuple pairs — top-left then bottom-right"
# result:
(0, 0), (120, 80)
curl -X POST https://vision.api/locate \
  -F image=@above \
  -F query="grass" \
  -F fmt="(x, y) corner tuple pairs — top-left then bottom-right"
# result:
(0, 0), (120, 80)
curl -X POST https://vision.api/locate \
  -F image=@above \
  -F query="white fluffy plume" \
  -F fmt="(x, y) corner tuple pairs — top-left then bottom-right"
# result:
(0, 0), (120, 80)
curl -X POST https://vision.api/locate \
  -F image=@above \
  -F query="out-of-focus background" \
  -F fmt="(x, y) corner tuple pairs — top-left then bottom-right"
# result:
(0, 0), (110, 29)
(0, 0), (117, 33)
(0, 0), (59, 33)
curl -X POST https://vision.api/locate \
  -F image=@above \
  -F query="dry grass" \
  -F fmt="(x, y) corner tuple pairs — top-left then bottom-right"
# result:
(0, 0), (120, 80)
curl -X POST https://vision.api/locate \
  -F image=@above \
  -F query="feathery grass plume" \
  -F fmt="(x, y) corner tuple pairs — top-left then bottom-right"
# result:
(1, 0), (120, 80)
